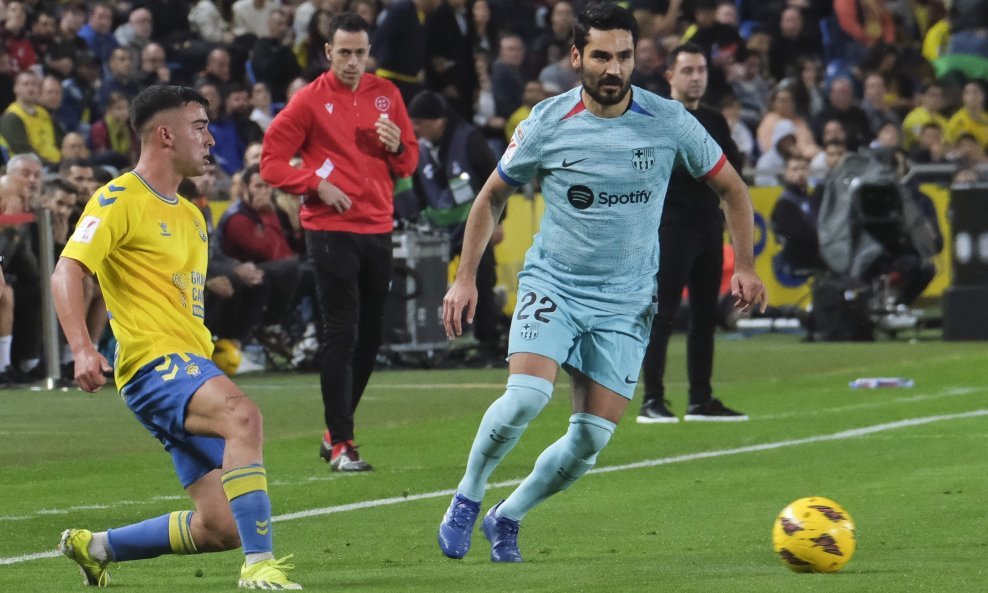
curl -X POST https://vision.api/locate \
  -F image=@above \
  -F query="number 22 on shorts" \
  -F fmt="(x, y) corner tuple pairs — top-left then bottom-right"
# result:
(516, 291), (557, 323)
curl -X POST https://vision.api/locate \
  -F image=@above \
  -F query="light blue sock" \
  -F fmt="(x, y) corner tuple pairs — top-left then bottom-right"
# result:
(498, 413), (616, 522)
(456, 374), (554, 502)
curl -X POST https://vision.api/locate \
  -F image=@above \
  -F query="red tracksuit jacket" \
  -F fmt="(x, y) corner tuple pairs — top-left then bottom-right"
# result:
(260, 70), (419, 234)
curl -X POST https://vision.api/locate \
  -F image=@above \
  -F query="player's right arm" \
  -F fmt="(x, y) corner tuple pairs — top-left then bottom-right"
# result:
(52, 257), (111, 392)
(55, 186), (130, 391)
(443, 171), (513, 338)
(443, 104), (544, 337)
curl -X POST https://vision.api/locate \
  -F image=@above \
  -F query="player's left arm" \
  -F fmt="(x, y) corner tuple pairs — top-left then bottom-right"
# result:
(704, 161), (768, 314)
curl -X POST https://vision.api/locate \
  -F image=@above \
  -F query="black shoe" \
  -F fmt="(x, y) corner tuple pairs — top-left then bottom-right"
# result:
(684, 398), (748, 422)
(6, 365), (42, 386)
(636, 399), (679, 424)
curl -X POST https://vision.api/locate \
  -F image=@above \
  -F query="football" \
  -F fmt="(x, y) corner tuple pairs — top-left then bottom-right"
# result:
(772, 496), (856, 573)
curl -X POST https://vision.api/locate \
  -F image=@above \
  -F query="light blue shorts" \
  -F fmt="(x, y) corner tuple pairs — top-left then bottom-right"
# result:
(506, 280), (656, 398)
(121, 353), (226, 488)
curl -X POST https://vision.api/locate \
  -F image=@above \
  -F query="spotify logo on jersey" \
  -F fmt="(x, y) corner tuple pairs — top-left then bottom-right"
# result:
(567, 185), (594, 210)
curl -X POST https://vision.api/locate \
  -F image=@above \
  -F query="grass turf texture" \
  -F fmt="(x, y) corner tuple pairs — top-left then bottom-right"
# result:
(2, 333), (987, 592)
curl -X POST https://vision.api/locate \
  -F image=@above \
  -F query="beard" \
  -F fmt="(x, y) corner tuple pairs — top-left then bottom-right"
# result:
(582, 70), (631, 106)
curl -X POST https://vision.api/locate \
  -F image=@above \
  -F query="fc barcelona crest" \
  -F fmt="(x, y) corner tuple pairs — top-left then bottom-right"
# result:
(519, 321), (539, 341)
(631, 147), (655, 171)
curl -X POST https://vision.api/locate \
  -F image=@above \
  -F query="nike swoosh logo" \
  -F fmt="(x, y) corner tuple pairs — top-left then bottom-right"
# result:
(562, 158), (588, 167)
(624, 375), (637, 384)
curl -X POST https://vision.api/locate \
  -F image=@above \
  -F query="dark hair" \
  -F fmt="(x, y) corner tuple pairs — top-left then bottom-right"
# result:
(573, 2), (638, 55)
(692, 0), (718, 12)
(665, 42), (706, 72)
(308, 9), (332, 45)
(241, 164), (261, 187)
(329, 11), (371, 41)
(59, 2), (87, 17)
(130, 85), (209, 136)
(717, 93), (740, 109)
(224, 81), (250, 97)
(58, 158), (92, 175)
(920, 121), (943, 133)
(88, 1), (112, 17)
(46, 178), (79, 196)
(106, 91), (129, 108)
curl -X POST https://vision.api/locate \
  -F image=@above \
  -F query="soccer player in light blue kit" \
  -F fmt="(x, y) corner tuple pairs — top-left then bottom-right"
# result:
(437, 2), (767, 562)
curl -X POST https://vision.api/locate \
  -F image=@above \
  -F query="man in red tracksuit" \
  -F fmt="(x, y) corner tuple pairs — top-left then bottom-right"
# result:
(260, 12), (419, 472)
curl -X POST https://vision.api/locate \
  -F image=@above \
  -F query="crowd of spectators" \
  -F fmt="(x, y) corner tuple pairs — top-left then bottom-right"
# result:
(0, 0), (986, 382)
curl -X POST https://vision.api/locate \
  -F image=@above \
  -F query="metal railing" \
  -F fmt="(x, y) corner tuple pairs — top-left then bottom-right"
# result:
(37, 208), (61, 390)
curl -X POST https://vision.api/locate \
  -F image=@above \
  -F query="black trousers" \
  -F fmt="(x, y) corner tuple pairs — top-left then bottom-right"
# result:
(306, 230), (392, 444)
(205, 275), (270, 344)
(257, 258), (302, 327)
(469, 243), (503, 349)
(641, 220), (723, 407)
(205, 259), (301, 345)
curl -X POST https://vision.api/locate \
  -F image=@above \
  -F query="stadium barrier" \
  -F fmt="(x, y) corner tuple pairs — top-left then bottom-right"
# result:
(484, 187), (952, 311)
(209, 184), (953, 315)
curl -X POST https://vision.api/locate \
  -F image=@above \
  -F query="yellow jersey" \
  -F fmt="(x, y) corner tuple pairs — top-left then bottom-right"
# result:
(61, 171), (213, 388)
(945, 107), (988, 146)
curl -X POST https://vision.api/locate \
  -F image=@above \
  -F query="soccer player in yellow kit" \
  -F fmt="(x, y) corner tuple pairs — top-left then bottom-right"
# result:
(51, 85), (301, 590)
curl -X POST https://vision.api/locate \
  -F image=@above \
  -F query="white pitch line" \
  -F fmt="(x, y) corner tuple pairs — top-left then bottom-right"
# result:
(753, 386), (985, 421)
(1, 551), (59, 565)
(3, 408), (986, 566)
(247, 382), (512, 391)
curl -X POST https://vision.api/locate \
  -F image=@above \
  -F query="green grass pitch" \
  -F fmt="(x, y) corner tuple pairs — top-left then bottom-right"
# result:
(2, 333), (987, 592)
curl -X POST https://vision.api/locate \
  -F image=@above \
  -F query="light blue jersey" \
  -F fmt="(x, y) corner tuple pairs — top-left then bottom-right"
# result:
(497, 86), (726, 313)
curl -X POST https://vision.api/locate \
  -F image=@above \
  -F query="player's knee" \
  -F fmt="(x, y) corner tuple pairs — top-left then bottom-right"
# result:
(565, 413), (616, 462)
(226, 396), (264, 440)
(501, 374), (554, 424)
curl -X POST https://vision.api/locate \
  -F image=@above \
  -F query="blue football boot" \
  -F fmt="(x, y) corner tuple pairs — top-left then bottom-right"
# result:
(438, 493), (481, 559)
(481, 501), (523, 562)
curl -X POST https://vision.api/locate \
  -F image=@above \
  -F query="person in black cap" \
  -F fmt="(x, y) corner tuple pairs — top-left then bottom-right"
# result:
(407, 90), (506, 362)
